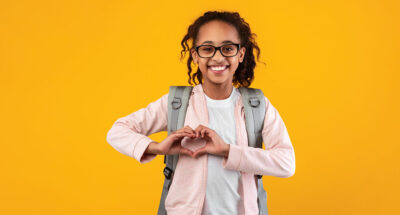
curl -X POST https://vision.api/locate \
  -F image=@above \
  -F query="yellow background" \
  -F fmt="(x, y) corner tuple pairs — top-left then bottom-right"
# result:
(1, 0), (399, 214)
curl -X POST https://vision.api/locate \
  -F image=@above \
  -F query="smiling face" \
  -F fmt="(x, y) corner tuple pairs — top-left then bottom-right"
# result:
(190, 20), (246, 87)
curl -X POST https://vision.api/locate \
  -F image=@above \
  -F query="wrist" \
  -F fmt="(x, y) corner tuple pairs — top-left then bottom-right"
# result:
(146, 141), (159, 155)
(224, 143), (230, 158)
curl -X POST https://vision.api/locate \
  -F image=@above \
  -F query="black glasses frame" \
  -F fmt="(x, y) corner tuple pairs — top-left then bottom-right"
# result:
(194, 43), (241, 58)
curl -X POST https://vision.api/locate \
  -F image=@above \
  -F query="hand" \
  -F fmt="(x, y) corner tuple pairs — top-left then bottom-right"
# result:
(192, 124), (230, 159)
(156, 125), (197, 158)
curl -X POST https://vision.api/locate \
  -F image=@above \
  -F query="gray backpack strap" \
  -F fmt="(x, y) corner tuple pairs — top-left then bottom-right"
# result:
(157, 86), (193, 215)
(238, 87), (268, 215)
(256, 178), (268, 215)
(238, 87), (266, 149)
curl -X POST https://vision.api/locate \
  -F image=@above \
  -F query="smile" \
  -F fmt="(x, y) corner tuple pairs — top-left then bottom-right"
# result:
(208, 65), (229, 74)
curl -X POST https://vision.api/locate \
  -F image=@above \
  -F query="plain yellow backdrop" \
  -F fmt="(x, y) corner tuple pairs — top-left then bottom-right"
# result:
(1, 0), (399, 214)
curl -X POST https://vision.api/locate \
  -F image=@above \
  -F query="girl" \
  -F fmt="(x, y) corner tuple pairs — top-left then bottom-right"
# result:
(106, 11), (296, 215)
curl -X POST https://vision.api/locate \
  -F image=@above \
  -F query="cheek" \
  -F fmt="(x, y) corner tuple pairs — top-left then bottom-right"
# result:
(228, 60), (240, 70)
(199, 61), (209, 70)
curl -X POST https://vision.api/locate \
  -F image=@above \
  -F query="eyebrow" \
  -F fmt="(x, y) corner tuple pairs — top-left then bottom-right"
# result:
(201, 40), (236, 45)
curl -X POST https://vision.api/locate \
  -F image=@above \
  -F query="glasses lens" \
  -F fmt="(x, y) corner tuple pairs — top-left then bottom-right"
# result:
(198, 45), (215, 58)
(221, 44), (238, 56)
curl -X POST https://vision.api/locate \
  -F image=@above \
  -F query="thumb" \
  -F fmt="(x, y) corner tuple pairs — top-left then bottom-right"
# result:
(179, 147), (194, 157)
(193, 146), (207, 159)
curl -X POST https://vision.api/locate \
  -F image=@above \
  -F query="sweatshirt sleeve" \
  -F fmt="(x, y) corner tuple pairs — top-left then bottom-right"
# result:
(106, 93), (169, 164)
(222, 96), (296, 178)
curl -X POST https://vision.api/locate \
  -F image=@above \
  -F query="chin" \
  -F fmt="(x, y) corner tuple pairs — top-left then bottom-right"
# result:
(208, 76), (233, 86)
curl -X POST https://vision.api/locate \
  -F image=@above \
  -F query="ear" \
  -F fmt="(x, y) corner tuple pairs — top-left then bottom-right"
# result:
(239, 46), (246, 63)
(191, 48), (199, 64)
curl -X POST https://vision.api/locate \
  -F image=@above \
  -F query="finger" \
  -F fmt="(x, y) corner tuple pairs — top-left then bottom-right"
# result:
(201, 126), (211, 138)
(179, 130), (194, 136)
(189, 128), (196, 136)
(200, 128), (209, 138)
(195, 125), (205, 138)
(181, 126), (195, 134)
(170, 132), (184, 140)
(184, 125), (194, 130)
(186, 126), (196, 135)
(178, 127), (190, 134)
(181, 128), (196, 138)
(173, 130), (193, 138)
(176, 128), (195, 135)
(180, 131), (195, 139)
(169, 133), (189, 143)
(205, 128), (216, 139)
(194, 124), (205, 135)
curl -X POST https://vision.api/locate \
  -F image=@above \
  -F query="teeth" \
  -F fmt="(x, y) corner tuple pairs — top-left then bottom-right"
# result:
(210, 66), (227, 71)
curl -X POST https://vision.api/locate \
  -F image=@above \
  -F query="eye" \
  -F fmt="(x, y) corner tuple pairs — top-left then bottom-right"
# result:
(222, 45), (236, 52)
(222, 47), (233, 53)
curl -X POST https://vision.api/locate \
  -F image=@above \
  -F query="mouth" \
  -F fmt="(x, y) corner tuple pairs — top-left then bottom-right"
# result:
(207, 65), (230, 74)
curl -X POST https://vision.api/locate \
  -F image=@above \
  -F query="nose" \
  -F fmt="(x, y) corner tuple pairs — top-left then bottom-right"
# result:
(211, 48), (225, 61)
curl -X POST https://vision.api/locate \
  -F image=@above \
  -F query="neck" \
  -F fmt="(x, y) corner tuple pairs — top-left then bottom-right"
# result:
(202, 81), (233, 100)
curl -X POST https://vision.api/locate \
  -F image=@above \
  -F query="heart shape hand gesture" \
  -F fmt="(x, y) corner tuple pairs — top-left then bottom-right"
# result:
(152, 125), (230, 159)
(191, 124), (230, 159)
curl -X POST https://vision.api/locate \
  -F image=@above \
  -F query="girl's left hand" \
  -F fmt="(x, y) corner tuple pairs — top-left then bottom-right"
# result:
(192, 124), (230, 159)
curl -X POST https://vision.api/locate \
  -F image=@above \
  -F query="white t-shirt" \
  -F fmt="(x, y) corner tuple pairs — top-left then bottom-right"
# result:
(201, 87), (241, 215)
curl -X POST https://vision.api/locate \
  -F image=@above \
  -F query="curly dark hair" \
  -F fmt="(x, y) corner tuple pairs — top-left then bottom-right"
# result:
(180, 10), (265, 88)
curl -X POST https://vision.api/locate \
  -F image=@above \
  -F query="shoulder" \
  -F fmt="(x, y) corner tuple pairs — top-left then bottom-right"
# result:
(263, 95), (272, 108)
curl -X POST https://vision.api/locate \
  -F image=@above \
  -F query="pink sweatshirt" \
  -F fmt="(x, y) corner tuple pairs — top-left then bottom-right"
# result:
(106, 84), (296, 215)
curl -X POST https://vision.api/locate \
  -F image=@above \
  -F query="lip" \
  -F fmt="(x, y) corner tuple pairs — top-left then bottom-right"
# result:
(208, 65), (229, 74)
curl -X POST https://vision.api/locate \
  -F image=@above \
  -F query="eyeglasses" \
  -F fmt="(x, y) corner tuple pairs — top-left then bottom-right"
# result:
(194, 43), (241, 58)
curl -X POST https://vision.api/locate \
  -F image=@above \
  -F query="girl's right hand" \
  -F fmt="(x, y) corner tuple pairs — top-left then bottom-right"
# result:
(156, 125), (196, 158)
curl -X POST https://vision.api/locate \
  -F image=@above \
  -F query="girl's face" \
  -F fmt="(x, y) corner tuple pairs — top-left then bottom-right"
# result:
(191, 20), (246, 87)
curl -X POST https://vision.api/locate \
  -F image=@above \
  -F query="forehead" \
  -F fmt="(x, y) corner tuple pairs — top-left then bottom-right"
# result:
(196, 20), (240, 45)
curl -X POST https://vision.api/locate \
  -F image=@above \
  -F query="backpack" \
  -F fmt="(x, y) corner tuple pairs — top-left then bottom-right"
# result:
(157, 85), (268, 215)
